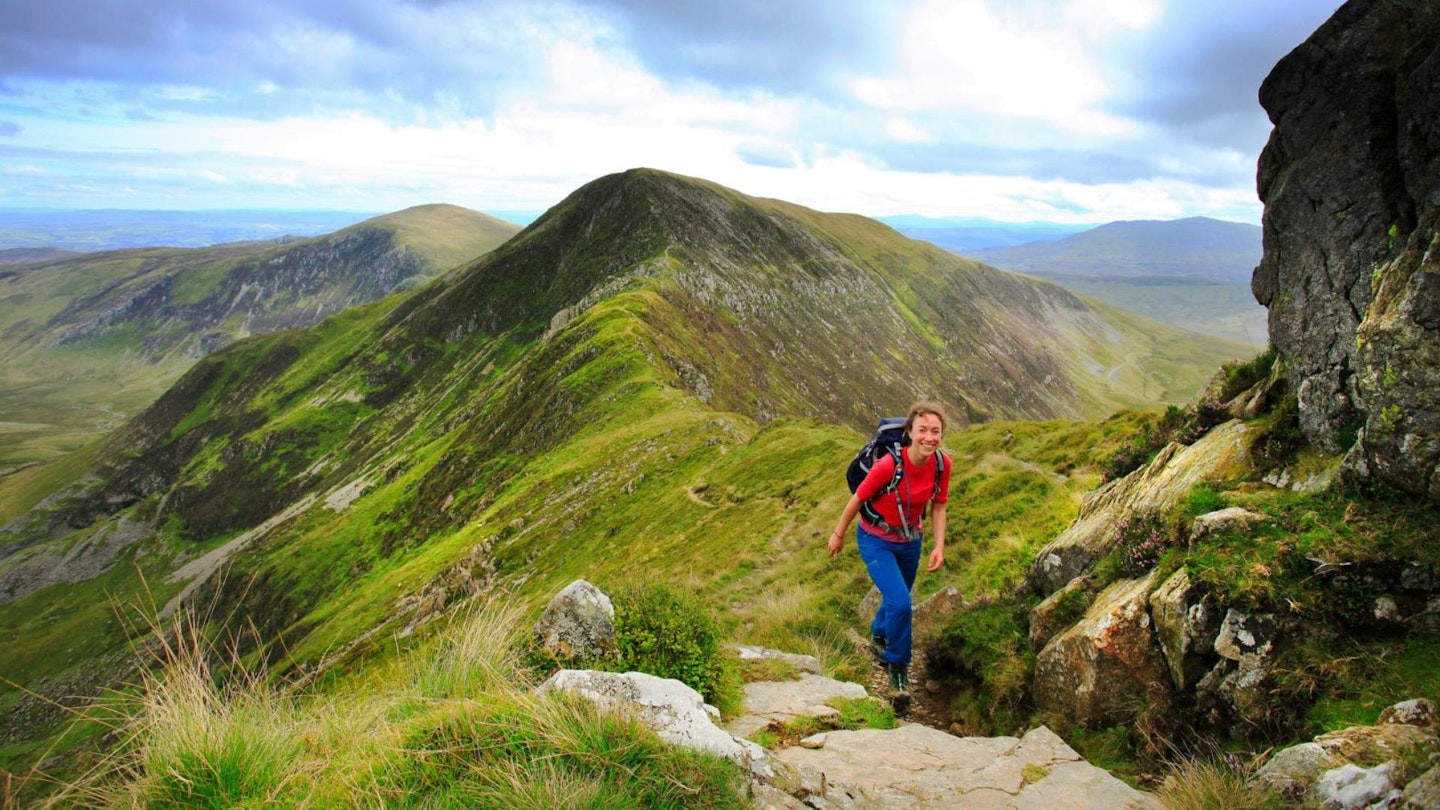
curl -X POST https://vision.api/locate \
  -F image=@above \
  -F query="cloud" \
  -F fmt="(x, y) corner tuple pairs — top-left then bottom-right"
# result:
(1104, 0), (1344, 150)
(577, 0), (901, 97)
(0, 1), (566, 121)
(0, 0), (1346, 222)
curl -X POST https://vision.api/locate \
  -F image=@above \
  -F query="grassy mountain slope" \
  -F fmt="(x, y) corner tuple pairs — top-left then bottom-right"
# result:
(0, 205), (519, 473)
(1034, 275), (1267, 348)
(0, 169), (1249, 783)
(957, 217), (1267, 346)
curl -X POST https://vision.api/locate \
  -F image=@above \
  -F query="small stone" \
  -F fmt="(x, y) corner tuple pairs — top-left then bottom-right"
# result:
(807, 704), (842, 720)
(1379, 698), (1439, 729)
(798, 733), (827, 749)
(1255, 742), (1342, 797)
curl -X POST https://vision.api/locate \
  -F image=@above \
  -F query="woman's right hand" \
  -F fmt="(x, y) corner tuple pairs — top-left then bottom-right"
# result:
(827, 532), (844, 556)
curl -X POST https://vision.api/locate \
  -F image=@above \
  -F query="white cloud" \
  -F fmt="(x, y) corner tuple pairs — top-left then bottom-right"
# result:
(849, 0), (1145, 136)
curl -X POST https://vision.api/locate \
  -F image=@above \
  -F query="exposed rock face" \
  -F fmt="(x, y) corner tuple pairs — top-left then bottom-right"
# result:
(774, 724), (1161, 809)
(1148, 569), (1222, 692)
(0, 514), (149, 606)
(1032, 572), (1175, 728)
(1253, 0), (1440, 498)
(1031, 420), (1254, 596)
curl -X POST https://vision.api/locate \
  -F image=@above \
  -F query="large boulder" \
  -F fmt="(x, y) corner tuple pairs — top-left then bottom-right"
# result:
(531, 579), (618, 663)
(1253, 0), (1440, 498)
(540, 668), (766, 770)
(1032, 572), (1175, 728)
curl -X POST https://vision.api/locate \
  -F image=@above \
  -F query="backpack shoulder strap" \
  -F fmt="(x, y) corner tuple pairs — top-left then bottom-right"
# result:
(932, 450), (947, 500)
(881, 446), (905, 493)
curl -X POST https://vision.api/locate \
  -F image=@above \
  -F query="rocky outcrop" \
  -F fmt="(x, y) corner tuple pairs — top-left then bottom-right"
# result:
(1031, 420), (1254, 596)
(1253, 0), (1440, 498)
(1032, 572), (1175, 728)
(1148, 569), (1222, 692)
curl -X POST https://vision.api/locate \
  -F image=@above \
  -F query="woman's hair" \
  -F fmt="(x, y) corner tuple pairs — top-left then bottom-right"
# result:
(904, 401), (948, 433)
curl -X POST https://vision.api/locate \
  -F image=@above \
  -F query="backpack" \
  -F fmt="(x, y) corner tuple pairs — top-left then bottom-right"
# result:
(846, 417), (947, 538)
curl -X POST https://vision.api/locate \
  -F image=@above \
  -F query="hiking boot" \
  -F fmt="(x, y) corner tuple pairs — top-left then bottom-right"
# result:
(870, 633), (886, 658)
(887, 662), (910, 694)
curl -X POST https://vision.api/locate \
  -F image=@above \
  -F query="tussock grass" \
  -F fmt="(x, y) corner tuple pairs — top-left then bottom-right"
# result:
(1156, 758), (1282, 810)
(45, 599), (745, 808)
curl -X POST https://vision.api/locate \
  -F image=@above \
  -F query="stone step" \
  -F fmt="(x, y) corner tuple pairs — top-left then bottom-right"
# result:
(774, 723), (1159, 809)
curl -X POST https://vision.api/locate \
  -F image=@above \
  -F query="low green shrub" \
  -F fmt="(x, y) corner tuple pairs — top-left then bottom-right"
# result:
(925, 599), (1033, 734)
(1218, 347), (1277, 403)
(611, 583), (742, 717)
(1111, 511), (1178, 578)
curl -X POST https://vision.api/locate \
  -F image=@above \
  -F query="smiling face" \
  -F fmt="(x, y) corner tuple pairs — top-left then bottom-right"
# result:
(907, 412), (944, 462)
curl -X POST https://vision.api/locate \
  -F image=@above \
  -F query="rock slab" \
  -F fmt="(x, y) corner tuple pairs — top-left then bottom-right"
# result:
(775, 723), (1159, 809)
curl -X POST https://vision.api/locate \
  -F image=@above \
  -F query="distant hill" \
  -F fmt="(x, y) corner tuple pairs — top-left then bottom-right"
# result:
(0, 248), (83, 266)
(879, 216), (1088, 252)
(0, 204), (520, 471)
(946, 217), (1267, 347)
(967, 216), (1262, 281)
(0, 209), (381, 250)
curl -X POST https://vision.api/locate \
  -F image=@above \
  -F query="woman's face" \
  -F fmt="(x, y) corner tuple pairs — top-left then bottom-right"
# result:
(909, 413), (943, 458)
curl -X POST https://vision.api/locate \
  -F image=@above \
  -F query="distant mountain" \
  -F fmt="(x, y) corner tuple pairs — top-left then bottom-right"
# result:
(0, 204), (520, 470)
(967, 216), (1262, 282)
(879, 216), (1088, 252)
(0, 209), (380, 250)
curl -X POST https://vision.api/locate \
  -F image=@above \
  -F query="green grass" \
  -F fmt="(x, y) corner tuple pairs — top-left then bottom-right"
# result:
(40, 597), (747, 809)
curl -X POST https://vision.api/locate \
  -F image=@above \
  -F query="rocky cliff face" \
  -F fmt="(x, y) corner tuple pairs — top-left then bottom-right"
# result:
(1253, 0), (1440, 498)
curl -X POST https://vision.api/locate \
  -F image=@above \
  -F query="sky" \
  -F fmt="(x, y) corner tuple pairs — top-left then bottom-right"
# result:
(0, 0), (1344, 224)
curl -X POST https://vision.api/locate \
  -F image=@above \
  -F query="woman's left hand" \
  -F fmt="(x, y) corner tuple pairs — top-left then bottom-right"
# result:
(926, 546), (945, 572)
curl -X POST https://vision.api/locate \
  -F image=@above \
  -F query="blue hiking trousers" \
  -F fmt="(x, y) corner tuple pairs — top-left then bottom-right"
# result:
(856, 524), (922, 666)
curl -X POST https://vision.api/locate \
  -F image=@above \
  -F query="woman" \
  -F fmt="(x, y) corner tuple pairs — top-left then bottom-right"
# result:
(827, 402), (950, 695)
